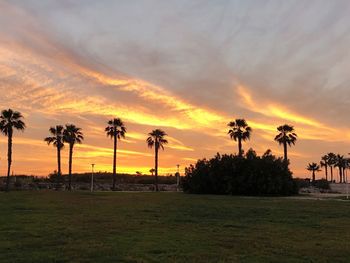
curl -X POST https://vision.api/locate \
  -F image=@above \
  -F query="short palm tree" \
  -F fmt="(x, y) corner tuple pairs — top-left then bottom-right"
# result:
(307, 162), (321, 182)
(105, 118), (126, 190)
(63, 124), (84, 190)
(327, 152), (337, 182)
(44, 125), (64, 182)
(227, 119), (252, 157)
(147, 129), (168, 191)
(320, 155), (329, 181)
(0, 109), (25, 191)
(274, 124), (297, 163)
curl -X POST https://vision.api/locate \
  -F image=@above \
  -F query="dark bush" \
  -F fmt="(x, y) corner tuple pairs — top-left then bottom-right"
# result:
(182, 149), (298, 196)
(293, 178), (311, 189)
(312, 179), (330, 190)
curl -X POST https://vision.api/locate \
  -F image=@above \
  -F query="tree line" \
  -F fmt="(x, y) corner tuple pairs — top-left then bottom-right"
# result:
(1, 107), (348, 192)
(307, 153), (350, 183)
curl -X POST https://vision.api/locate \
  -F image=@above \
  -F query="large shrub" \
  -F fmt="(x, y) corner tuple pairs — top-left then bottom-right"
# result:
(182, 149), (298, 196)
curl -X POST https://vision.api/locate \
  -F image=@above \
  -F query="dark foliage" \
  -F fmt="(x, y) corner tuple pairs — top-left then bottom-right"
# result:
(182, 149), (298, 196)
(312, 179), (330, 190)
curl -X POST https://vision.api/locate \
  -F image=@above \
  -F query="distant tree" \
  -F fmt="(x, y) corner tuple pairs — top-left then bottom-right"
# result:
(0, 109), (25, 191)
(335, 155), (346, 183)
(44, 125), (64, 184)
(227, 119), (252, 157)
(149, 168), (155, 176)
(147, 129), (168, 191)
(105, 118), (126, 190)
(327, 153), (337, 182)
(307, 162), (321, 182)
(63, 124), (84, 190)
(274, 124), (297, 163)
(320, 155), (329, 181)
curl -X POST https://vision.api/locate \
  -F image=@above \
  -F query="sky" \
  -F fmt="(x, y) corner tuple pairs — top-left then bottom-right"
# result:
(0, 0), (350, 179)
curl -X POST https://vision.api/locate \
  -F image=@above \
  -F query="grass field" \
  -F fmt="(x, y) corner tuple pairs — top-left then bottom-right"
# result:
(1, 192), (350, 263)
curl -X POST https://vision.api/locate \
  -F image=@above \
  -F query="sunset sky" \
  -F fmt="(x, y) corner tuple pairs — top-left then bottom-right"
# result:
(1, 0), (350, 178)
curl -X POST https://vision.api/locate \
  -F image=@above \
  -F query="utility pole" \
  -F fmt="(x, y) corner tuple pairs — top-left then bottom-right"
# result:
(90, 164), (95, 192)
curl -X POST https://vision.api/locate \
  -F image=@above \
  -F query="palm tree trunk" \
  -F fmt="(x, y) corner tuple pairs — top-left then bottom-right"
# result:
(330, 166), (333, 182)
(312, 171), (315, 182)
(112, 133), (117, 190)
(283, 141), (288, 163)
(325, 165), (328, 181)
(56, 145), (62, 189)
(5, 131), (12, 191)
(68, 144), (73, 191)
(339, 167), (343, 183)
(155, 146), (159, 192)
(238, 137), (242, 157)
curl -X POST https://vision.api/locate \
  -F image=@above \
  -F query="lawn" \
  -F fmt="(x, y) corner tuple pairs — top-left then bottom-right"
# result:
(0, 191), (350, 263)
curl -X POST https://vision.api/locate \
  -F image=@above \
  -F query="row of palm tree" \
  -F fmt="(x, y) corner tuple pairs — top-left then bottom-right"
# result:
(227, 119), (298, 163)
(44, 118), (169, 191)
(4, 107), (349, 191)
(0, 113), (295, 192)
(307, 153), (350, 183)
(44, 124), (84, 190)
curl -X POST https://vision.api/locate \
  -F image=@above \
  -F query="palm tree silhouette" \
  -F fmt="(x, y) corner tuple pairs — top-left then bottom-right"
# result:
(149, 168), (155, 176)
(147, 129), (168, 191)
(63, 124), (84, 191)
(335, 154), (345, 183)
(327, 152), (337, 182)
(0, 109), (25, 191)
(227, 119), (252, 157)
(274, 124), (297, 163)
(307, 162), (321, 182)
(44, 125), (64, 183)
(105, 118), (126, 191)
(320, 155), (329, 181)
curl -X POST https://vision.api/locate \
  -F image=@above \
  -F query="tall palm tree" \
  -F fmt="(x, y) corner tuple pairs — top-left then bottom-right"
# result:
(63, 124), (84, 191)
(105, 118), (126, 191)
(227, 119), (252, 157)
(0, 109), (25, 191)
(335, 154), (345, 183)
(307, 162), (321, 182)
(44, 125), (64, 182)
(327, 152), (337, 182)
(320, 155), (329, 181)
(274, 124), (297, 163)
(147, 129), (168, 191)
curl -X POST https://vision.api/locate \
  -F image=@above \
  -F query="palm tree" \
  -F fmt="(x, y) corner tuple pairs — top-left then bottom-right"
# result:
(343, 158), (350, 183)
(227, 119), (252, 157)
(335, 154), (346, 183)
(307, 162), (321, 182)
(63, 124), (84, 191)
(327, 152), (337, 182)
(44, 125), (64, 183)
(0, 109), (25, 191)
(147, 129), (168, 191)
(105, 118), (126, 191)
(320, 155), (329, 181)
(149, 168), (155, 176)
(274, 124), (297, 163)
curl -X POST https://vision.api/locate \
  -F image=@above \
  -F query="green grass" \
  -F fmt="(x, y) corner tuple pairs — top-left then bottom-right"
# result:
(1, 192), (350, 263)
